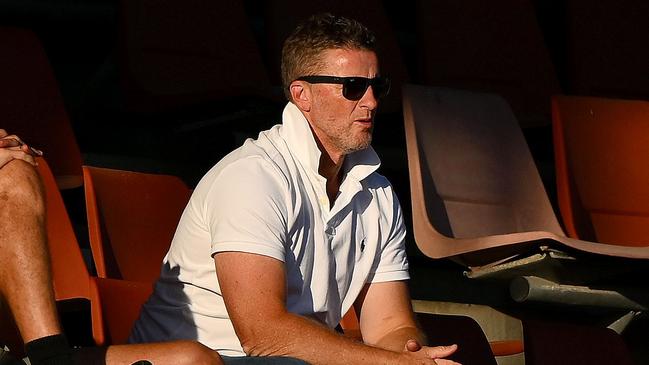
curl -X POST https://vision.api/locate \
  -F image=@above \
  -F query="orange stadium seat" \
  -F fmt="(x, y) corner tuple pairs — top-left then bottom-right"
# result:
(83, 166), (191, 282)
(552, 95), (649, 246)
(93, 278), (153, 345)
(37, 158), (105, 345)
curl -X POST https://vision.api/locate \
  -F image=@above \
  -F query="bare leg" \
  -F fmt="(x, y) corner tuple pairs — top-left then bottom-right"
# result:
(0, 160), (61, 343)
(105, 341), (223, 365)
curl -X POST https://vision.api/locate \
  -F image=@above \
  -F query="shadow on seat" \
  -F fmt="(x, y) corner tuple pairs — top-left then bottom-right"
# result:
(552, 95), (649, 247)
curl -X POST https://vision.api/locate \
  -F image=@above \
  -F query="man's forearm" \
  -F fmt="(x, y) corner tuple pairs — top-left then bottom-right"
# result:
(240, 312), (412, 365)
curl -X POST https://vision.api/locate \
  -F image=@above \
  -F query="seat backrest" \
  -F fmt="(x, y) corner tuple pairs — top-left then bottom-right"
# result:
(563, 0), (649, 99)
(414, 0), (560, 127)
(36, 158), (105, 345)
(118, 0), (272, 113)
(83, 166), (192, 282)
(262, 0), (409, 113)
(552, 95), (649, 246)
(0, 27), (83, 189)
(417, 313), (497, 365)
(523, 320), (635, 365)
(404, 85), (563, 242)
(94, 278), (153, 345)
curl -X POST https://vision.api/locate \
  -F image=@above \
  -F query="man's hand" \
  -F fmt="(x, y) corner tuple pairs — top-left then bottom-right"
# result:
(403, 339), (461, 365)
(0, 129), (43, 168)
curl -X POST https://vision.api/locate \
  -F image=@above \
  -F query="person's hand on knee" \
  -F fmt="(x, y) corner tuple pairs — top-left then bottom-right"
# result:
(0, 129), (43, 168)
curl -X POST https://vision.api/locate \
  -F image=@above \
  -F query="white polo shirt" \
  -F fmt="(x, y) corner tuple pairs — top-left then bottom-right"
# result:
(130, 102), (409, 356)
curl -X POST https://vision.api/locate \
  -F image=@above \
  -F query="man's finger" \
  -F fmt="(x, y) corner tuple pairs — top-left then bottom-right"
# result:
(434, 359), (462, 365)
(0, 138), (22, 148)
(0, 129), (7, 138)
(19, 143), (43, 156)
(0, 151), (36, 168)
(427, 344), (458, 359)
(404, 339), (422, 352)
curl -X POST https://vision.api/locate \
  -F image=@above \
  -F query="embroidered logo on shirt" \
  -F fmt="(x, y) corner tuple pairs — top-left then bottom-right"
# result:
(360, 238), (366, 252)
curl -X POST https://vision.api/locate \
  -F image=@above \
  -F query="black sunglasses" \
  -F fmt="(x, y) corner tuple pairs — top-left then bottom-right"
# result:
(295, 75), (391, 101)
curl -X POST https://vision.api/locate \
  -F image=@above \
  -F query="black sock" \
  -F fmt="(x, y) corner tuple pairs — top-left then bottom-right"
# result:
(24, 334), (73, 365)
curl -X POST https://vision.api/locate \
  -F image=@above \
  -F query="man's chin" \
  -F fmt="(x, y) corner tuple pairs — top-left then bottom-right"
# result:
(344, 138), (373, 154)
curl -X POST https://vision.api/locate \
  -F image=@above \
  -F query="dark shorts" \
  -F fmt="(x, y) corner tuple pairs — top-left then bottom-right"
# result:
(220, 355), (309, 365)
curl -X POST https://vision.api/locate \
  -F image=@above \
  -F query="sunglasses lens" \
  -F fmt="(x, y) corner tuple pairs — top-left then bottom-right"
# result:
(343, 78), (370, 100)
(342, 77), (391, 100)
(372, 78), (390, 99)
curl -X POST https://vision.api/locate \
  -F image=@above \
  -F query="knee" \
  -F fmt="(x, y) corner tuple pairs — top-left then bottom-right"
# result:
(176, 341), (223, 365)
(0, 160), (44, 215)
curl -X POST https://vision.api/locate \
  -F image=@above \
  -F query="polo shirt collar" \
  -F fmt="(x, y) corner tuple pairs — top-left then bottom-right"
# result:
(280, 102), (381, 183)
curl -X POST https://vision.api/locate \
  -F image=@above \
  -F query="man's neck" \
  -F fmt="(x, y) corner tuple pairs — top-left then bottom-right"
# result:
(318, 150), (345, 208)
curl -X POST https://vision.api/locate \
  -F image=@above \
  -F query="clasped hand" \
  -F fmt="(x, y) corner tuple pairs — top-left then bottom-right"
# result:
(402, 339), (462, 365)
(0, 129), (43, 169)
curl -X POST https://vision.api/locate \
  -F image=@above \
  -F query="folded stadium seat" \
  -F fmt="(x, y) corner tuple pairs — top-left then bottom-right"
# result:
(552, 95), (649, 247)
(262, 0), (410, 115)
(523, 320), (635, 365)
(563, 0), (649, 99)
(414, 0), (561, 128)
(402, 85), (649, 276)
(0, 27), (84, 189)
(83, 166), (191, 282)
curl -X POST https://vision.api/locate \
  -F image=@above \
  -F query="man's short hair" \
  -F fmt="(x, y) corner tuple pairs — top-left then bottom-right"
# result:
(281, 13), (378, 101)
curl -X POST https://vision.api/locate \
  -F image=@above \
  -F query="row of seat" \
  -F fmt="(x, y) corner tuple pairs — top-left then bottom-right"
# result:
(3, 23), (648, 272)
(404, 85), (649, 264)
(3, 23), (649, 271)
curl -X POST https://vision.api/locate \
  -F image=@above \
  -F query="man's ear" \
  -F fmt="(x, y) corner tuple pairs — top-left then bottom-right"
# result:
(289, 81), (311, 112)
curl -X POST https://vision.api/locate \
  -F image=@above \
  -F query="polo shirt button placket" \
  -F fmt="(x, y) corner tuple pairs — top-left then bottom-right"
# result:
(325, 224), (336, 236)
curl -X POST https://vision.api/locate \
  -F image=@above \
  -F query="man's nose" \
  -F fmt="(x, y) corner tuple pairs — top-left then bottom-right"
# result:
(360, 85), (379, 110)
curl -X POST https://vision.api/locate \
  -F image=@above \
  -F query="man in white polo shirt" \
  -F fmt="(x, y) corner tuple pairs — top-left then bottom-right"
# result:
(131, 13), (459, 365)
